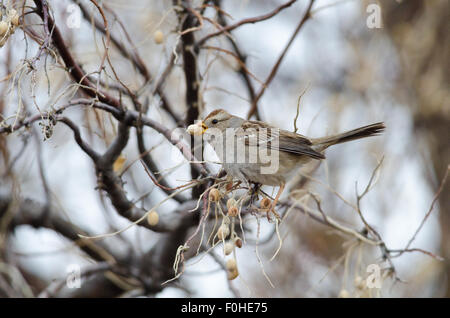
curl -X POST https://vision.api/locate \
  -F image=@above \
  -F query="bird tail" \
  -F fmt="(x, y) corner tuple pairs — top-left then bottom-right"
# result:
(312, 122), (385, 151)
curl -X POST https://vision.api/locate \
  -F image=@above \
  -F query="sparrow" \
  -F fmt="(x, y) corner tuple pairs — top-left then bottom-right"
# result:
(188, 109), (385, 218)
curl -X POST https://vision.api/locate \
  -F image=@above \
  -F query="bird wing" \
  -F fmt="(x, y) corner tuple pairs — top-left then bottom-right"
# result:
(240, 121), (325, 159)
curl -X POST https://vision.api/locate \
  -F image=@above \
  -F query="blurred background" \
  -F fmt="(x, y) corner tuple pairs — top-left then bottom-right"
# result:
(0, 0), (448, 297)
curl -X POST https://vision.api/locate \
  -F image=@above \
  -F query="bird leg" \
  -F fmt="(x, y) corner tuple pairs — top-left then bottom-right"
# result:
(267, 183), (284, 221)
(249, 182), (261, 205)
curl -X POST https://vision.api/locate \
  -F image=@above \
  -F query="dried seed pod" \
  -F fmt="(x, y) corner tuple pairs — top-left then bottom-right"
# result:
(260, 197), (271, 209)
(217, 224), (230, 240)
(11, 14), (19, 27)
(187, 123), (203, 136)
(208, 188), (220, 202)
(147, 210), (159, 226)
(226, 258), (237, 271)
(113, 154), (126, 173)
(227, 206), (239, 217)
(234, 238), (242, 248)
(223, 242), (234, 255)
(354, 276), (365, 290)
(226, 259), (238, 280)
(153, 30), (164, 44)
(227, 268), (239, 280)
(338, 289), (350, 298)
(226, 198), (236, 210)
(0, 21), (8, 36)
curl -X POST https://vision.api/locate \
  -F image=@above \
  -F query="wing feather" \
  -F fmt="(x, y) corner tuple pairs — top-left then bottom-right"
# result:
(240, 121), (325, 159)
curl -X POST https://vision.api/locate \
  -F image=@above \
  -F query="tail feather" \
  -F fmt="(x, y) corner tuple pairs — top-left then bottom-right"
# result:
(312, 122), (385, 150)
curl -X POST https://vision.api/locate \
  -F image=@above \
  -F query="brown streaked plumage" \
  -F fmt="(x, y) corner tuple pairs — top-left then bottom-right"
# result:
(204, 109), (225, 121)
(190, 109), (385, 219)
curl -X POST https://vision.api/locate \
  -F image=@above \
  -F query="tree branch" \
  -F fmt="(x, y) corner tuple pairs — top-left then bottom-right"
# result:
(247, 0), (314, 119)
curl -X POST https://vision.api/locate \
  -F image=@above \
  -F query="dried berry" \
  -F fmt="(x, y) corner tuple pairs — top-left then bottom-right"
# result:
(260, 197), (271, 209)
(147, 210), (159, 226)
(226, 258), (237, 271)
(227, 268), (239, 280)
(216, 224), (230, 240)
(187, 123), (203, 136)
(208, 188), (220, 202)
(153, 30), (164, 44)
(0, 21), (8, 36)
(11, 14), (19, 27)
(226, 198), (236, 210)
(226, 259), (238, 280)
(223, 242), (234, 255)
(227, 206), (239, 217)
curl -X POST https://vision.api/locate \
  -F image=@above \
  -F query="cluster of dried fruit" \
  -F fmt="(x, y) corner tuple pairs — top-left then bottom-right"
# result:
(0, 8), (20, 47)
(208, 188), (247, 280)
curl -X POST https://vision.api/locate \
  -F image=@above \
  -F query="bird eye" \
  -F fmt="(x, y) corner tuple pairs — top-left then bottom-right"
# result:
(212, 119), (218, 124)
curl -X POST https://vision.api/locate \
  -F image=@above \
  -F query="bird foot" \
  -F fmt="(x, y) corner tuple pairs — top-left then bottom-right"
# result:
(249, 185), (261, 205)
(266, 204), (281, 223)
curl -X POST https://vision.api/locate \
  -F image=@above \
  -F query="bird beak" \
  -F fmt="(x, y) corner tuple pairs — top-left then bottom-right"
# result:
(201, 122), (208, 133)
(187, 121), (208, 136)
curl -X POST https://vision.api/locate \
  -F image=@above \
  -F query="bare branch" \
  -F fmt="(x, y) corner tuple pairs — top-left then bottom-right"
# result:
(247, 0), (314, 119)
(197, 0), (297, 46)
